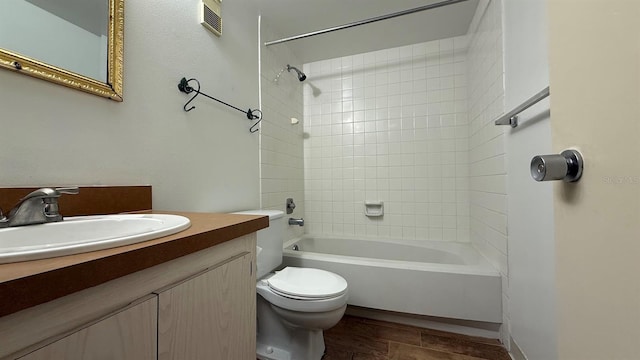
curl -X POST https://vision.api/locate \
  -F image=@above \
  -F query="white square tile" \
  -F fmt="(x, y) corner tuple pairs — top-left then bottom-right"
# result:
(399, 45), (413, 59)
(425, 40), (439, 54)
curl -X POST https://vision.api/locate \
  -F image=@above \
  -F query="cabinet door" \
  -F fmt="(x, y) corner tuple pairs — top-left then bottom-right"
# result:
(158, 253), (256, 360)
(19, 296), (157, 360)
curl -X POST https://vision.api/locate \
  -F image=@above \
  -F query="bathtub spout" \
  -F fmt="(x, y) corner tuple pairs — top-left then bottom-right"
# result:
(288, 218), (304, 226)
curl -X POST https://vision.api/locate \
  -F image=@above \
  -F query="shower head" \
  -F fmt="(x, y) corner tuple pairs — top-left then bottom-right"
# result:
(287, 64), (307, 82)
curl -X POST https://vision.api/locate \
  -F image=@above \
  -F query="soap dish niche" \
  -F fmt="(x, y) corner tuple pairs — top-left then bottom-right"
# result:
(364, 201), (384, 217)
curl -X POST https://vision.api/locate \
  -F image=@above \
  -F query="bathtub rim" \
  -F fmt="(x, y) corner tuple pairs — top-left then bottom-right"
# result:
(287, 234), (485, 261)
(283, 235), (500, 277)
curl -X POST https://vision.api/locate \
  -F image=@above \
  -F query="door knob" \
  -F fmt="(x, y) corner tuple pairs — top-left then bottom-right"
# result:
(530, 149), (583, 182)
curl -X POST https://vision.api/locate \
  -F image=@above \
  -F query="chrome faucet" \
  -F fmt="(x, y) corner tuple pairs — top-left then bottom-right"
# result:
(0, 187), (79, 228)
(288, 218), (304, 226)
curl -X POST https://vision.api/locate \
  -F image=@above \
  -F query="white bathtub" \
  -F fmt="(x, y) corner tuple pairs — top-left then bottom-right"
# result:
(282, 236), (502, 323)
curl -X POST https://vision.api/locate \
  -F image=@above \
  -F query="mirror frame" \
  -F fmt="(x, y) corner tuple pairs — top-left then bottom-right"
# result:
(0, 0), (124, 101)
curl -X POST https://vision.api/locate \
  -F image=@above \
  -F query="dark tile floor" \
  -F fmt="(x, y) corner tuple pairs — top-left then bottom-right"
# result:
(323, 315), (511, 360)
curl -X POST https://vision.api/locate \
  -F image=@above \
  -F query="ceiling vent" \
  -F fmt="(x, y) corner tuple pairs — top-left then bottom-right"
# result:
(200, 0), (222, 36)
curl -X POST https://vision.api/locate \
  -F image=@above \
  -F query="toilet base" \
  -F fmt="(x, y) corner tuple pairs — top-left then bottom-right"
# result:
(256, 343), (294, 360)
(257, 295), (329, 360)
(256, 331), (325, 360)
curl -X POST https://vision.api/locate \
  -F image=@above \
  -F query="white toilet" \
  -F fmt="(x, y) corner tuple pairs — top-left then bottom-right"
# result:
(235, 210), (348, 360)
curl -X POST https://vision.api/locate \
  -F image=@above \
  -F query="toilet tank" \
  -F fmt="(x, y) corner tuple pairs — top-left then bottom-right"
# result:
(233, 210), (284, 279)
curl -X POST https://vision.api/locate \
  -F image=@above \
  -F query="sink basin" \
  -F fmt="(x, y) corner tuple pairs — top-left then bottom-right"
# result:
(0, 214), (191, 264)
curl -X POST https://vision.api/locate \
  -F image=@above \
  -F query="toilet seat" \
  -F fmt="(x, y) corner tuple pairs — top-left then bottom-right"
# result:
(256, 267), (349, 313)
(267, 267), (347, 300)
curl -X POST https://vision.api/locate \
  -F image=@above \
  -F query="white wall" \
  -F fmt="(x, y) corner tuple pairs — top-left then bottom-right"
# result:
(302, 38), (470, 240)
(503, 1), (556, 359)
(466, 0), (508, 340)
(0, 0), (261, 213)
(259, 22), (305, 241)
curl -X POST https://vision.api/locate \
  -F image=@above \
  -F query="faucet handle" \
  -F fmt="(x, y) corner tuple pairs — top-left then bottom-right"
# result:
(55, 187), (80, 195)
(45, 187), (79, 219)
(19, 187), (79, 201)
(42, 187), (78, 221)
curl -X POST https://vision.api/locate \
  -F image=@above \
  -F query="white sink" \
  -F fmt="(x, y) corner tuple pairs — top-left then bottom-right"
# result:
(0, 214), (191, 264)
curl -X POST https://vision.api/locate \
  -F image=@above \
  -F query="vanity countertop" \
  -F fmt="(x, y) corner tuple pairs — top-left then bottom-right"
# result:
(0, 211), (268, 317)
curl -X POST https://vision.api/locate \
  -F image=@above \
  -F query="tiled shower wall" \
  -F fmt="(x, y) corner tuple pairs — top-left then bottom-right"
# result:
(466, 0), (508, 342)
(260, 24), (305, 241)
(302, 37), (470, 241)
(468, 0), (507, 276)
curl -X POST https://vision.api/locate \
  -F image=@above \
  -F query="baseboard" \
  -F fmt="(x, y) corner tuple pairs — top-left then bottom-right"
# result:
(345, 305), (502, 340)
(509, 337), (528, 360)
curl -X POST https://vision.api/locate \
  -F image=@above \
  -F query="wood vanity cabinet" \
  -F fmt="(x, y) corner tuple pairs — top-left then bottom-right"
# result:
(19, 296), (158, 360)
(157, 253), (255, 359)
(2, 233), (257, 360)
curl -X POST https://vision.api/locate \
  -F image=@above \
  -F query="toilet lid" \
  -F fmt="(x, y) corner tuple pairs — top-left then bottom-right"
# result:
(267, 267), (348, 299)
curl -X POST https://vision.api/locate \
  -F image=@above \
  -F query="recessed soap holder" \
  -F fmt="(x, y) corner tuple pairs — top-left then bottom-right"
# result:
(364, 201), (384, 217)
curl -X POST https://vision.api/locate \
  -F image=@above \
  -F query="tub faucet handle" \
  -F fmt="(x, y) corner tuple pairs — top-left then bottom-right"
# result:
(286, 198), (296, 214)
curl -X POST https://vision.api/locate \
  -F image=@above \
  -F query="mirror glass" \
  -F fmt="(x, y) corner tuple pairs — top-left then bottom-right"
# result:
(0, 0), (123, 101)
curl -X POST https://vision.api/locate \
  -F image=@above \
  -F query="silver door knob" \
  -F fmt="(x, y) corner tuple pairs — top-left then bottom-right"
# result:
(530, 149), (583, 182)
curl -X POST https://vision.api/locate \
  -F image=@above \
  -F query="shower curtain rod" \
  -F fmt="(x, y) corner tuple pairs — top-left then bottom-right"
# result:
(264, 0), (472, 46)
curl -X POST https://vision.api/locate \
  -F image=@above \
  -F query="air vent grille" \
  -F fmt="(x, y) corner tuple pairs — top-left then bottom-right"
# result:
(201, 0), (222, 36)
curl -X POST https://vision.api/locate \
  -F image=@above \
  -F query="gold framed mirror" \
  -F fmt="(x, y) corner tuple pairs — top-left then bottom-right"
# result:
(0, 0), (124, 101)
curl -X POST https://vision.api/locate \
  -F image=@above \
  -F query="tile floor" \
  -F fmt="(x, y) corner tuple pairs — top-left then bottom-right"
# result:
(323, 315), (511, 360)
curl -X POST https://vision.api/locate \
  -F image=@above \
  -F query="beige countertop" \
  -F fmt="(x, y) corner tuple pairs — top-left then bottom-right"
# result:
(0, 211), (268, 317)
